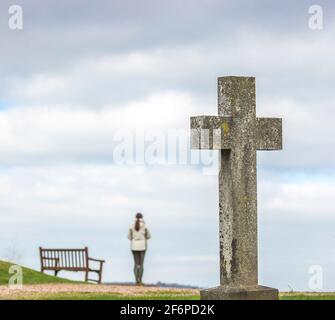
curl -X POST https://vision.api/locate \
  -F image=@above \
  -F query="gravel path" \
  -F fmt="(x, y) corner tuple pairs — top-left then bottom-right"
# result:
(0, 284), (199, 299)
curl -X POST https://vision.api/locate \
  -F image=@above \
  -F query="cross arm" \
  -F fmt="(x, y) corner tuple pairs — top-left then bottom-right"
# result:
(256, 117), (282, 150)
(190, 116), (233, 149)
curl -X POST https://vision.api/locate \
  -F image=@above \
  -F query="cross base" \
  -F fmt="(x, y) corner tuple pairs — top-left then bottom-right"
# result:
(200, 285), (278, 300)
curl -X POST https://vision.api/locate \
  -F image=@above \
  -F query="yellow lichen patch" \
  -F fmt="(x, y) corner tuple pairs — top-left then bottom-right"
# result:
(222, 121), (230, 135)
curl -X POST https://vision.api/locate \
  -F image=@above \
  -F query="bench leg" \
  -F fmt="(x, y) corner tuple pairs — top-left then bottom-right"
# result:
(85, 270), (89, 282)
(98, 262), (103, 284)
(54, 270), (59, 277)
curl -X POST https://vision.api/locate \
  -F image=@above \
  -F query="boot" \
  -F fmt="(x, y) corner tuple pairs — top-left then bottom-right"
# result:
(134, 265), (139, 284)
(138, 266), (144, 285)
(135, 265), (141, 285)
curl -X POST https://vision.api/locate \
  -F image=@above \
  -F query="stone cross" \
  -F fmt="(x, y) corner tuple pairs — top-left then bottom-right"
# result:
(190, 76), (282, 300)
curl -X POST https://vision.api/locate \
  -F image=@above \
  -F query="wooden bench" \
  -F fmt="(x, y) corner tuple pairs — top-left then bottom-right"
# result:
(39, 247), (105, 284)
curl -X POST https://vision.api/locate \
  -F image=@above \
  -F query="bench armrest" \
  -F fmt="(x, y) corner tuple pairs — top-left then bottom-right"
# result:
(88, 257), (105, 263)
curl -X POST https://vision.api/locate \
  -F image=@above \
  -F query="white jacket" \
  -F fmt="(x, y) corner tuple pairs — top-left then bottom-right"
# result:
(128, 219), (151, 251)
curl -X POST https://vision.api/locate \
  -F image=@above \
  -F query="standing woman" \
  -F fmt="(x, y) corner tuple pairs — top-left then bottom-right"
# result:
(128, 213), (151, 285)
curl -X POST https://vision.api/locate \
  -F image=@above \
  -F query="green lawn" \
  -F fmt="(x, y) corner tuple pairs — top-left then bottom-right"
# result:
(0, 260), (75, 285)
(280, 293), (335, 300)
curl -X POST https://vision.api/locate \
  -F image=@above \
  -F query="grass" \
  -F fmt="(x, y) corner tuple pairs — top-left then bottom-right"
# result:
(0, 260), (75, 285)
(280, 292), (335, 300)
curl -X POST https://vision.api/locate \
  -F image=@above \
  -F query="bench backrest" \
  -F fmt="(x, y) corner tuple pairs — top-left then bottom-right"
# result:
(39, 247), (88, 270)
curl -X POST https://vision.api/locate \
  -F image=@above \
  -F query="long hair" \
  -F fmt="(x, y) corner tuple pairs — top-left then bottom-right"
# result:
(135, 212), (143, 231)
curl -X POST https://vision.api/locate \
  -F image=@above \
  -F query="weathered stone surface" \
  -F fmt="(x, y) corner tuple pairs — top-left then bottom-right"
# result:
(256, 117), (282, 150)
(201, 285), (279, 300)
(190, 116), (232, 149)
(190, 76), (282, 300)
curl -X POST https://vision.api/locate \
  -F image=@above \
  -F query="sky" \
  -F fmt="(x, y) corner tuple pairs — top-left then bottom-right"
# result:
(0, 0), (335, 291)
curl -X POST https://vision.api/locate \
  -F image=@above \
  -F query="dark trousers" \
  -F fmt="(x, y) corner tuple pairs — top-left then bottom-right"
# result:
(132, 250), (146, 284)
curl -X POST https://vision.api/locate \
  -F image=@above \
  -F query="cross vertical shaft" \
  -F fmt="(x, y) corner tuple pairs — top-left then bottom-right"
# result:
(218, 77), (257, 287)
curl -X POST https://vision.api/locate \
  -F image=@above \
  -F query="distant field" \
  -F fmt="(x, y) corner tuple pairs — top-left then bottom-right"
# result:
(1, 260), (334, 300)
(280, 292), (335, 300)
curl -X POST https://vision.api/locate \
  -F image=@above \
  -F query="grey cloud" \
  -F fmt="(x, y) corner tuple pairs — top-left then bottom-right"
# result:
(1, 0), (334, 77)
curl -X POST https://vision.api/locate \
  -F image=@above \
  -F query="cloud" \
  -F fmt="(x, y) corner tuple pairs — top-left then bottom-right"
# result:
(0, 92), (198, 164)
(0, 94), (333, 169)
(4, 26), (335, 106)
(259, 174), (335, 217)
(0, 164), (218, 225)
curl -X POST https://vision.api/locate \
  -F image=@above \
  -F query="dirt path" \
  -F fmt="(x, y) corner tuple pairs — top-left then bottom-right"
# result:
(0, 284), (199, 299)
